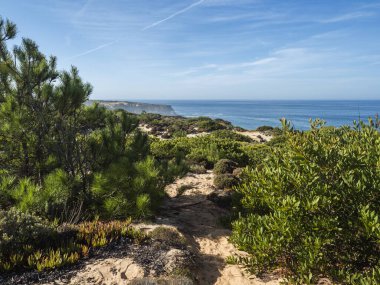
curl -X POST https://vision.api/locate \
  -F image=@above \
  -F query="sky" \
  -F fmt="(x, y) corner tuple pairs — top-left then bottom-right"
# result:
(1, 0), (380, 100)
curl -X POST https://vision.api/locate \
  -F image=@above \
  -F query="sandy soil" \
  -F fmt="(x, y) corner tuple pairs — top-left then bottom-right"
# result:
(68, 258), (144, 285)
(138, 123), (272, 143)
(237, 131), (272, 142)
(156, 171), (281, 285)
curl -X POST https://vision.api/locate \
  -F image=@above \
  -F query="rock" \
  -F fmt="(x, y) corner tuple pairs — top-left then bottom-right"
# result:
(317, 278), (333, 285)
(161, 249), (191, 274)
(207, 190), (233, 208)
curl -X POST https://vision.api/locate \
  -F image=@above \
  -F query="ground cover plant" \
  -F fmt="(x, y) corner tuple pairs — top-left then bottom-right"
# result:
(231, 118), (380, 284)
(0, 208), (144, 273)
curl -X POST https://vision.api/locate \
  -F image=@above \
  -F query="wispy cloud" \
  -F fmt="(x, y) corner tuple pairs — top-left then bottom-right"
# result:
(142, 0), (206, 31)
(76, 0), (94, 17)
(320, 12), (374, 23)
(68, 40), (117, 59)
(174, 57), (277, 76)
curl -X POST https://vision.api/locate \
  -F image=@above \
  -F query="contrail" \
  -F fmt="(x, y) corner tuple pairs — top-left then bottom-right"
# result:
(142, 0), (206, 31)
(69, 41), (117, 59)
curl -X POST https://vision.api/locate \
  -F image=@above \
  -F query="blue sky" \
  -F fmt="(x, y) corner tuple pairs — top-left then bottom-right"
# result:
(1, 0), (380, 100)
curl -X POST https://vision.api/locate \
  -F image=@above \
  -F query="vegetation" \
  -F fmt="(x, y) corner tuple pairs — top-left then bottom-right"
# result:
(231, 118), (380, 284)
(213, 174), (239, 190)
(150, 130), (256, 169)
(0, 208), (144, 272)
(213, 159), (238, 175)
(0, 17), (184, 274)
(137, 113), (239, 138)
(149, 226), (187, 247)
(3, 16), (379, 285)
(0, 17), (185, 223)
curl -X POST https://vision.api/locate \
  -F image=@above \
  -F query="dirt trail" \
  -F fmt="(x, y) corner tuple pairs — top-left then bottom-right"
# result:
(156, 171), (280, 285)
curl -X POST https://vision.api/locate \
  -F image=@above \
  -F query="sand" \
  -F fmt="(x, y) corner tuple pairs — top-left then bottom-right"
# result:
(155, 171), (281, 285)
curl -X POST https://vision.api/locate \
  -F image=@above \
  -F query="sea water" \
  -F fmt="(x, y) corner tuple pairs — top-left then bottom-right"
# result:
(144, 100), (380, 130)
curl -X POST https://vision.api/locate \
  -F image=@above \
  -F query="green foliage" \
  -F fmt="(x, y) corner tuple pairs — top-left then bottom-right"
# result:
(239, 144), (271, 168)
(210, 130), (254, 143)
(41, 169), (71, 218)
(149, 226), (187, 247)
(189, 164), (207, 174)
(0, 17), (171, 223)
(137, 113), (236, 138)
(231, 119), (380, 284)
(0, 208), (55, 258)
(91, 156), (164, 219)
(10, 178), (42, 213)
(151, 135), (250, 169)
(213, 174), (239, 189)
(213, 159), (237, 175)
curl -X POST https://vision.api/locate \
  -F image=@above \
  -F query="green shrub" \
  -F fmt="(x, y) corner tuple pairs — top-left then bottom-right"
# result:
(239, 143), (271, 168)
(41, 169), (72, 219)
(213, 174), (239, 189)
(91, 156), (164, 219)
(0, 208), (55, 258)
(150, 226), (187, 247)
(10, 178), (42, 214)
(255, 125), (274, 132)
(189, 164), (207, 174)
(210, 130), (254, 143)
(0, 174), (16, 208)
(213, 159), (237, 175)
(231, 119), (380, 284)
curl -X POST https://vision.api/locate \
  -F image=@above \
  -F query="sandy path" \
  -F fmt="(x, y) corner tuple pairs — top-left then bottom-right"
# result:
(158, 172), (281, 285)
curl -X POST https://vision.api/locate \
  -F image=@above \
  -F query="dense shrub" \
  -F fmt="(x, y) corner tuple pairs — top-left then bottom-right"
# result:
(150, 226), (187, 247)
(213, 174), (239, 189)
(213, 159), (238, 175)
(255, 125), (274, 132)
(209, 130), (254, 143)
(90, 156), (164, 219)
(137, 113), (235, 136)
(189, 164), (207, 174)
(0, 209), (55, 258)
(231, 119), (380, 284)
(256, 125), (282, 136)
(239, 144), (271, 168)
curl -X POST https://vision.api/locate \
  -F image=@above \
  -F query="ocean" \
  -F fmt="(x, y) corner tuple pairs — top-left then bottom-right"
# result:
(143, 100), (380, 130)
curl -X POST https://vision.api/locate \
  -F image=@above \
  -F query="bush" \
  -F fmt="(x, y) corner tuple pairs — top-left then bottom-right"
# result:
(239, 143), (271, 168)
(150, 226), (187, 247)
(189, 164), (207, 174)
(213, 159), (237, 175)
(210, 130), (254, 143)
(255, 125), (274, 132)
(213, 174), (239, 189)
(91, 156), (165, 219)
(0, 208), (55, 257)
(231, 119), (380, 284)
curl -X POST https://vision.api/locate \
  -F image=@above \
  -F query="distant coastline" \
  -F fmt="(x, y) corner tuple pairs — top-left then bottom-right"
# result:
(86, 100), (177, 116)
(139, 100), (380, 130)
